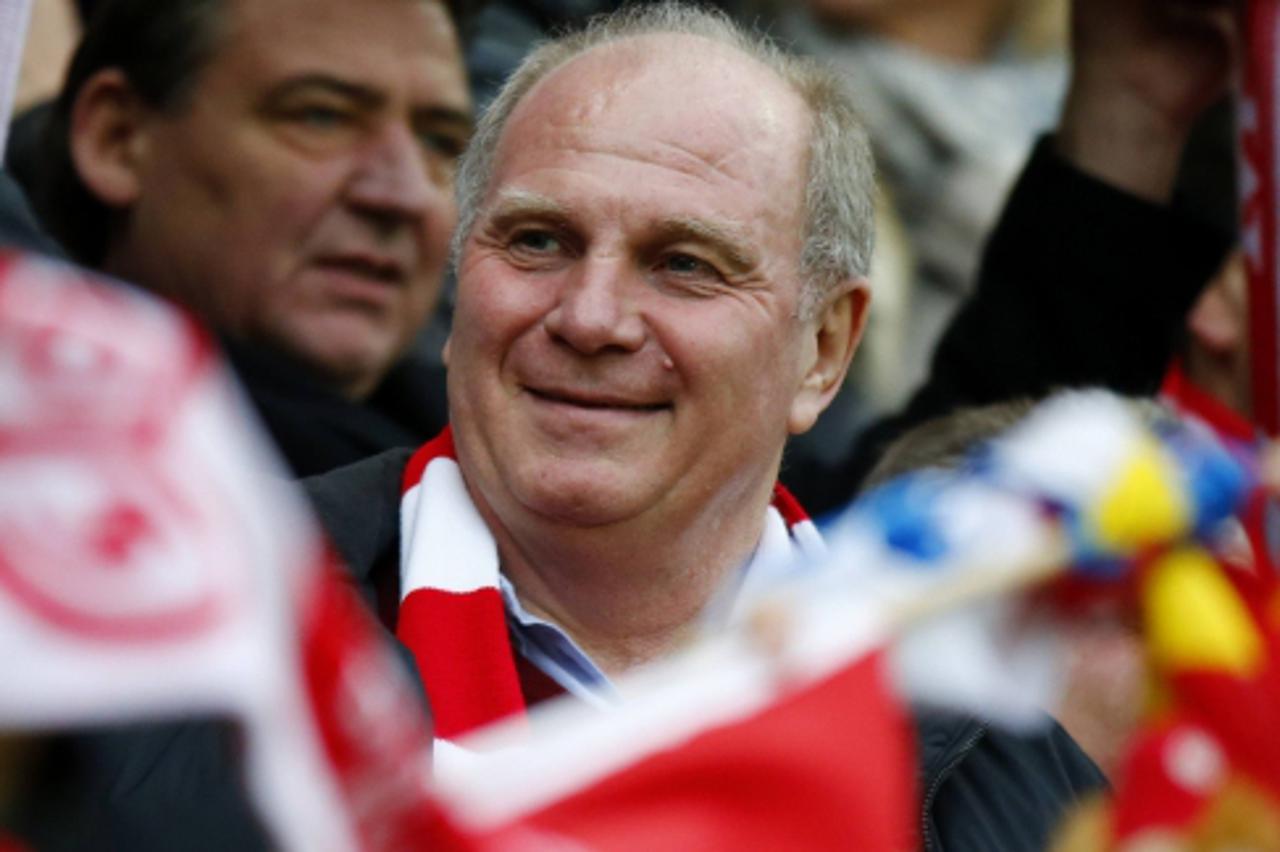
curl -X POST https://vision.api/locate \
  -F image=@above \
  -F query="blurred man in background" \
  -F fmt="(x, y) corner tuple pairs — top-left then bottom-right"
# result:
(35, 0), (472, 475)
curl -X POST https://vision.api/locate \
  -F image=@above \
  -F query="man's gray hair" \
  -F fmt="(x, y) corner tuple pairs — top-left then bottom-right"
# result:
(451, 1), (875, 318)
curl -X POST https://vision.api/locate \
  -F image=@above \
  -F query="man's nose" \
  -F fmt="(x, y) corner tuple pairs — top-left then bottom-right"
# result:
(543, 258), (647, 355)
(345, 124), (446, 227)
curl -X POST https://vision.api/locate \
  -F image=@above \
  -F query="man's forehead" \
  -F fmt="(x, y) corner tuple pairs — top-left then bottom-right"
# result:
(477, 34), (810, 274)
(522, 33), (800, 128)
(215, 0), (466, 105)
(497, 34), (809, 186)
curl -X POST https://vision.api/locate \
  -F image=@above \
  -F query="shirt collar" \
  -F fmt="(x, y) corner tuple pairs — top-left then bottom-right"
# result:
(499, 504), (820, 708)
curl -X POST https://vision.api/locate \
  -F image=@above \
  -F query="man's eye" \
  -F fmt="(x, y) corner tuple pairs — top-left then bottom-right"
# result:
(291, 105), (350, 130)
(661, 253), (716, 277)
(510, 231), (562, 255)
(418, 130), (467, 160)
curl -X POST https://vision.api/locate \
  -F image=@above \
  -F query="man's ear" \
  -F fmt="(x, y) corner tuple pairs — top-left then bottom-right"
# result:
(68, 69), (153, 209)
(441, 332), (453, 366)
(788, 280), (870, 435)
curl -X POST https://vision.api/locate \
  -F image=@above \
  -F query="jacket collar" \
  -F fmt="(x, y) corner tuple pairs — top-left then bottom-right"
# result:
(302, 447), (412, 584)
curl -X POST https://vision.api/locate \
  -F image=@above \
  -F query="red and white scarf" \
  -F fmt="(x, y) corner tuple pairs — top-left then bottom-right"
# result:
(395, 427), (824, 740)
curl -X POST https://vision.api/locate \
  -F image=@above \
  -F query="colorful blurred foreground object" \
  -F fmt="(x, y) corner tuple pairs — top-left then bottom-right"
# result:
(810, 391), (1252, 729)
(434, 649), (915, 852)
(0, 251), (443, 851)
(790, 389), (1280, 850)
(925, 388), (1280, 851)
(1050, 543), (1280, 849)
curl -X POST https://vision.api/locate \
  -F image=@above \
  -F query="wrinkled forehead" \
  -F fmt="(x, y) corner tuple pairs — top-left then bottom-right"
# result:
(497, 33), (811, 198)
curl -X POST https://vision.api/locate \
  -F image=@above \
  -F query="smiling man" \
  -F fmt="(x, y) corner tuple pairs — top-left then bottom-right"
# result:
(304, 3), (1108, 846)
(439, 19), (871, 675)
(37, 0), (471, 474)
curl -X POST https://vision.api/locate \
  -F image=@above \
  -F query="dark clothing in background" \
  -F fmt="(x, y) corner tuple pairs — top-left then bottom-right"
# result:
(224, 340), (447, 478)
(781, 138), (1235, 516)
(4, 101), (52, 222)
(8, 722), (272, 852)
(465, 0), (617, 107)
(915, 711), (1106, 851)
(464, 1), (754, 108)
(0, 169), (64, 257)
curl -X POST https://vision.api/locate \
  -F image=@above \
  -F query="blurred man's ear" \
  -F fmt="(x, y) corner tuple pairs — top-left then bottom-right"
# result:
(788, 280), (870, 435)
(68, 69), (151, 209)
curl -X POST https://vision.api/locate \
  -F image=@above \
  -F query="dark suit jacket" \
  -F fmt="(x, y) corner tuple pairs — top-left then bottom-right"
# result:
(0, 169), (65, 257)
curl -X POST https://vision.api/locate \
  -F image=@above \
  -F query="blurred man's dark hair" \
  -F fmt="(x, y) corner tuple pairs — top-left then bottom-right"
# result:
(860, 397), (1038, 490)
(38, 0), (224, 264)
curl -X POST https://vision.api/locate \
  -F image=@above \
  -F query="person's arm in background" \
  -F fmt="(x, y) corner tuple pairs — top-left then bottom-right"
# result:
(791, 0), (1242, 514)
(1057, 0), (1238, 204)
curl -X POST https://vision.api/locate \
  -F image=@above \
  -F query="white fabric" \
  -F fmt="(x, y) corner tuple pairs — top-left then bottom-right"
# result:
(400, 456), (499, 596)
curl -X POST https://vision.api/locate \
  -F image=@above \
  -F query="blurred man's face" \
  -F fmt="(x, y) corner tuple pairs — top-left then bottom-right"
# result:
(1186, 250), (1251, 417)
(109, 0), (469, 397)
(445, 36), (822, 536)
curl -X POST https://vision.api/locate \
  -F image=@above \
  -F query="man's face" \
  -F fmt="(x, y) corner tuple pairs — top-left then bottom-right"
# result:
(110, 0), (469, 397)
(446, 36), (819, 535)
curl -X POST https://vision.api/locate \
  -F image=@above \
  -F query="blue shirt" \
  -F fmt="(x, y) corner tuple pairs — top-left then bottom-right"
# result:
(498, 504), (822, 708)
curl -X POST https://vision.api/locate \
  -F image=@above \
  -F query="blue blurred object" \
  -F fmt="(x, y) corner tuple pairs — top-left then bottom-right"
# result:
(855, 475), (952, 563)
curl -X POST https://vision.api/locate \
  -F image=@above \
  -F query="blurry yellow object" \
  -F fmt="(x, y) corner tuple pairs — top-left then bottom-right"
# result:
(1144, 548), (1263, 678)
(1048, 796), (1110, 852)
(1092, 440), (1189, 551)
(1189, 780), (1280, 851)
(1143, 672), (1175, 721)
(1050, 780), (1280, 851)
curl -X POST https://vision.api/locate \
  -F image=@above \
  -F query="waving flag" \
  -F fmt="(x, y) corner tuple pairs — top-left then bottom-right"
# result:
(0, 252), (438, 851)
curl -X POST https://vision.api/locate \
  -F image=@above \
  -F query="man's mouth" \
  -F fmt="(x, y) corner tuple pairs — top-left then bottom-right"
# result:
(526, 386), (670, 412)
(314, 252), (407, 285)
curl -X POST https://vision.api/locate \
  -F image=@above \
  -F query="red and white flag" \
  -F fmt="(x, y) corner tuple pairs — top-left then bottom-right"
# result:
(0, 252), (438, 851)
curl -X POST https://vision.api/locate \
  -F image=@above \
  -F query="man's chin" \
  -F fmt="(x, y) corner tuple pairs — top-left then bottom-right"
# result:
(510, 467), (660, 530)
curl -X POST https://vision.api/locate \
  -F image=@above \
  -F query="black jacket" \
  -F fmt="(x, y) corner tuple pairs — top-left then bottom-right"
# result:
(915, 712), (1104, 850)
(223, 339), (447, 479)
(0, 169), (66, 257)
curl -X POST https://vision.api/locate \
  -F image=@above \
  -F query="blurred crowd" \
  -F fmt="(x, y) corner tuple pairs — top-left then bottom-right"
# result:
(0, 0), (1268, 850)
